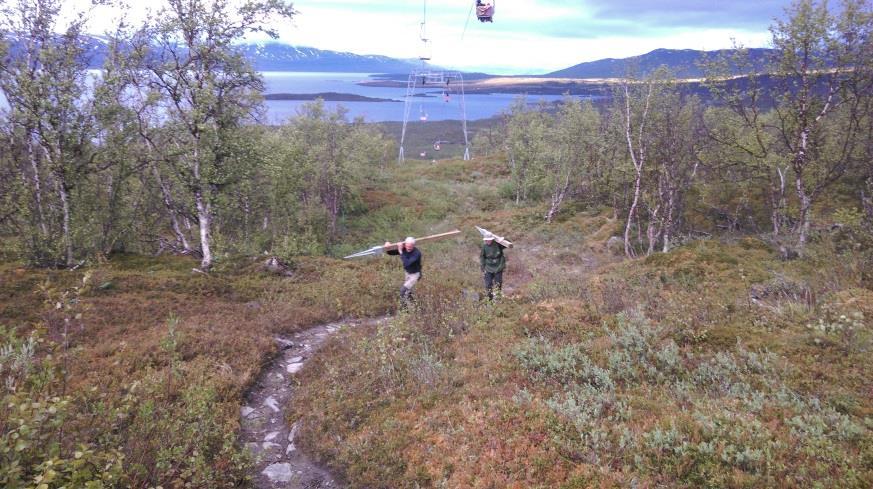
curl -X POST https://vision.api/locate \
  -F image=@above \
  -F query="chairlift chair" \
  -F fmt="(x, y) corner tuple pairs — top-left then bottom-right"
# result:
(475, 0), (494, 22)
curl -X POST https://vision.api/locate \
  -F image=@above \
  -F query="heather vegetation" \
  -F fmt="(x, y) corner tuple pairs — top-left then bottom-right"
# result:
(288, 159), (872, 488)
(1, 0), (873, 487)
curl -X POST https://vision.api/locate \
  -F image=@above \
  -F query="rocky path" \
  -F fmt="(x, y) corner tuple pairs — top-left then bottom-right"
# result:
(240, 318), (385, 488)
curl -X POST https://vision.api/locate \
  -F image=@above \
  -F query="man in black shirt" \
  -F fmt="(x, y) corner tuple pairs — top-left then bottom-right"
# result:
(385, 236), (422, 308)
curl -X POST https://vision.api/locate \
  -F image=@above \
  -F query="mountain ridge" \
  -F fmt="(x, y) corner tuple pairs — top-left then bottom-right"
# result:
(235, 41), (425, 73)
(4, 35), (776, 78)
(2, 35), (427, 74)
(544, 47), (776, 79)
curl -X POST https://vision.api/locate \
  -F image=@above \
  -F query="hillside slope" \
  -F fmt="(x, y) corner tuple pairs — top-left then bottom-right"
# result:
(1, 155), (871, 488)
(289, 156), (873, 488)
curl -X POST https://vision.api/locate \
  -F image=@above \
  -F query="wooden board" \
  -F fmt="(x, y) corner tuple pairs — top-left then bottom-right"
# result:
(384, 229), (461, 254)
(475, 226), (513, 248)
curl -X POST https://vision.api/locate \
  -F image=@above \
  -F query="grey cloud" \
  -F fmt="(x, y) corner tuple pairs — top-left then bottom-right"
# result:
(570, 0), (790, 29)
(490, 1), (793, 41)
(497, 17), (666, 40)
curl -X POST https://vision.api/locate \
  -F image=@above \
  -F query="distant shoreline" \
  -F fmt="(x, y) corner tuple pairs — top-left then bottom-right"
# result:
(264, 92), (400, 102)
(357, 77), (618, 96)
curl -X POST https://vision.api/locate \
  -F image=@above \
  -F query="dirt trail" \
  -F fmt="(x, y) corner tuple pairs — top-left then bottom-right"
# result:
(240, 318), (386, 488)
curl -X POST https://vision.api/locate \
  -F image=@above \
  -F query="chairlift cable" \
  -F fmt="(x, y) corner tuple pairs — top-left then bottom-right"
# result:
(420, 0), (427, 38)
(461, 2), (474, 41)
(418, 0), (431, 62)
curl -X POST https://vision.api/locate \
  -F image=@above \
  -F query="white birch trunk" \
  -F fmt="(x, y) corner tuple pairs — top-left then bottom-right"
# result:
(623, 83), (651, 258)
(57, 180), (73, 267)
(545, 171), (571, 223)
(26, 136), (48, 235)
(662, 192), (675, 253)
(646, 204), (660, 256)
(771, 166), (787, 236)
(194, 188), (213, 270)
(192, 146), (213, 270)
(796, 176), (812, 248)
(794, 130), (811, 250)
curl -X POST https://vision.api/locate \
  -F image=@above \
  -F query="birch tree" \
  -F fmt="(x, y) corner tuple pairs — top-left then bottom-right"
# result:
(544, 98), (601, 223)
(130, 0), (296, 270)
(703, 46), (795, 236)
(268, 101), (391, 249)
(645, 92), (703, 253)
(0, 0), (98, 266)
(619, 77), (657, 257)
(771, 0), (872, 248)
(89, 33), (151, 256)
(711, 0), (873, 250)
(505, 98), (550, 204)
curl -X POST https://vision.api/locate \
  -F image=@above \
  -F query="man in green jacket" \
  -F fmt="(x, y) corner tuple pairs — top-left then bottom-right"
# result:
(480, 233), (507, 301)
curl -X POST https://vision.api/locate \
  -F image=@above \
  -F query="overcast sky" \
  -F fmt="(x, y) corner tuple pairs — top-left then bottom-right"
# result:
(81, 0), (794, 74)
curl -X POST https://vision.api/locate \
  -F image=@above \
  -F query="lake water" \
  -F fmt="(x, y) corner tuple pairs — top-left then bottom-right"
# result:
(0, 71), (569, 123)
(261, 72), (567, 123)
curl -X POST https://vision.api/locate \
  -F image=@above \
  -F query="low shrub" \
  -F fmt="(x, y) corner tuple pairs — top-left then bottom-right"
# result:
(1, 327), (125, 488)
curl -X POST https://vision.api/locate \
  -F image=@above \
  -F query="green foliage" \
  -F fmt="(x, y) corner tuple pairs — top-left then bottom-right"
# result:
(705, 0), (873, 248)
(118, 376), (250, 488)
(1, 394), (126, 488)
(264, 101), (393, 254)
(504, 97), (551, 204)
(0, 0), (102, 267)
(2, 0), (870, 267)
(0, 2), (872, 488)
(1, 327), (125, 488)
(833, 207), (866, 228)
(542, 98), (606, 221)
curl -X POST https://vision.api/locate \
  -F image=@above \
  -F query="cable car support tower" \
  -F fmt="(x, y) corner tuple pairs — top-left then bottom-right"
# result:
(398, 0), (471, 162)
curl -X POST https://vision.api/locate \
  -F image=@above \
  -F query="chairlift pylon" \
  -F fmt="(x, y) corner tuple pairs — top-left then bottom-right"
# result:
(398, 1), (471, 162)
(399, 70), (470, 162)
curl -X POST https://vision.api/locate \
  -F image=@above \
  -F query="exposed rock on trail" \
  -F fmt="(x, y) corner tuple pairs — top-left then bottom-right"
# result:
(240, 318), (385, 488)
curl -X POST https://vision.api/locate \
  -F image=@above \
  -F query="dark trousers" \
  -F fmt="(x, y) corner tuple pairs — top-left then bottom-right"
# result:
(484, 271), (503, 300)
